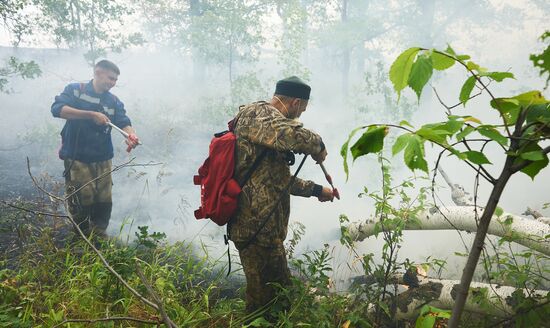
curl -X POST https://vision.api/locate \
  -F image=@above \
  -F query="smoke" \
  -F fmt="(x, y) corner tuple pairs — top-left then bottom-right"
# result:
(0, 0), (548, 284)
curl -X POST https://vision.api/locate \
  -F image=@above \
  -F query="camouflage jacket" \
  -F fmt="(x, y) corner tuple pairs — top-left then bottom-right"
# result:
(228, 101), (324, 247)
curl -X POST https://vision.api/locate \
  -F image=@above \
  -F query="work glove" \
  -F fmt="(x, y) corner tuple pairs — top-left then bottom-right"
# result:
(126, 134), (140, 152)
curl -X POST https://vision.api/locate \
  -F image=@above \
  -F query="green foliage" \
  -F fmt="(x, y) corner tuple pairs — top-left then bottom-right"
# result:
(30, 0), (144, 65)
(530, 31), (550, 88)
(389, 47), (420, 100)
(342, 44), (550, 182)
(135, 225), (167, 249)
(462, 151), (491, 165)
(0, 56), (41, 93)
(459, 76), (476, 106)
(350, 126), (386, 160)
(415, 305), (451, 328)
(408, 54), (433, 100)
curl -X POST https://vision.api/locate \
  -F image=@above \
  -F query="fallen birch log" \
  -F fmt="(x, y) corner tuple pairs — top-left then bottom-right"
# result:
(392, 277), (549, 319)
(346, 206), (550, 255)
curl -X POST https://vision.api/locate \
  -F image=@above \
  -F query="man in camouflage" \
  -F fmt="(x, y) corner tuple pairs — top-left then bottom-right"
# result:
(229, 76), (334, 315)
(51, 60), (140, 237)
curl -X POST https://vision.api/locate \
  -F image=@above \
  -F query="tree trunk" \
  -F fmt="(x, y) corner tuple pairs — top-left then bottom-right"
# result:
(389, 277), (549, 319)
(346, 206), (550, 255)
(448, 167), (513, 327)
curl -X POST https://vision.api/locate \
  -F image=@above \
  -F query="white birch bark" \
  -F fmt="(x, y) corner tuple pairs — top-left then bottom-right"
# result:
(392, 277), (549, 319)
(346, 206), (550, 255)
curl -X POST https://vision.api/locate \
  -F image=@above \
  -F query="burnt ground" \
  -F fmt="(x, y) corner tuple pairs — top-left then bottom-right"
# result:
(0, 146), (72, 269)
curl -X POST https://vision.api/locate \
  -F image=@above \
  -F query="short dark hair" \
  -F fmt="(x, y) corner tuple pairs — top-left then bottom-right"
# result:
(95, 60), (120, 75)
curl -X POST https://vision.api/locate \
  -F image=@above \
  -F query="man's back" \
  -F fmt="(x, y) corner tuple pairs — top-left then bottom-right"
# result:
(229, 101), (323, 246)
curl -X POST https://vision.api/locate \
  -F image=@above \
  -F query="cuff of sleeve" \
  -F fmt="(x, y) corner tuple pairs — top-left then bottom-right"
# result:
(312, 184), (323, 197)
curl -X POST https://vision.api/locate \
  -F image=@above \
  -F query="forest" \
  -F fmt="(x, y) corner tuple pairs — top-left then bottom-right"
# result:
(0, 0), (549, 327)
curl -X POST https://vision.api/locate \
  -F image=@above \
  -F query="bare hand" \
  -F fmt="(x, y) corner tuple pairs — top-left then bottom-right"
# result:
(91, 112), (110, 125)
(312, 148), (328, 164)
(126, 133), (140, 152)
(317, 186), (334, 202)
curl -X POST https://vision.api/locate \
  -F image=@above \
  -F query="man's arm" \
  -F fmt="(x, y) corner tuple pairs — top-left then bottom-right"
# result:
(291, 178), (334, 202)
(51, 84), (109, 125)
(59, 105), (110, 125)
(290, 178), (321, 197)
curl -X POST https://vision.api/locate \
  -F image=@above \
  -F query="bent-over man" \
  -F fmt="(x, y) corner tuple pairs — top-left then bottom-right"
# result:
(229, 76), (333, 315)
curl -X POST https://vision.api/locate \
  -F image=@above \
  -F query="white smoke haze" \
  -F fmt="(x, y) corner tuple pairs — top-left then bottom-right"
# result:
(0, 0), (548, 286)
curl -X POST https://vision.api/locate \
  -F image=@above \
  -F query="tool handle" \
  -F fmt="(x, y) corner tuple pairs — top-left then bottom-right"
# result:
(107, 122), (142, 145)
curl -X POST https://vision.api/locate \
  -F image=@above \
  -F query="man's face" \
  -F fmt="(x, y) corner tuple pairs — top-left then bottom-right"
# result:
(94, 67), (118, 93)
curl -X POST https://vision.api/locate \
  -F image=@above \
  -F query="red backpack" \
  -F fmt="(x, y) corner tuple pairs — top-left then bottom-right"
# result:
(193, 118), (267, 226)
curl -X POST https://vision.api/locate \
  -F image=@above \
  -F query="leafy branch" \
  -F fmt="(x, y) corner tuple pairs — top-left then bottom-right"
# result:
(341, 43), (550, 327)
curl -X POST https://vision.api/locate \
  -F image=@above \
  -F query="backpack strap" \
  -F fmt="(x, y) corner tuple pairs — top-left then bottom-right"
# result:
(237, 148), (268, 187)
(239, 154), (309, 251)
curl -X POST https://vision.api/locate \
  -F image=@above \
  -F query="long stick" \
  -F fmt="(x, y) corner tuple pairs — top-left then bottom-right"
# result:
(319, 163), (340, 200)
(107, 122), (142, 145)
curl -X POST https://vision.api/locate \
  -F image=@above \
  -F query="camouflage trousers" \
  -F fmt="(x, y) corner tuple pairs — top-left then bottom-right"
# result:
(235, 241), (291, 314)
(64, 159), (112, 237)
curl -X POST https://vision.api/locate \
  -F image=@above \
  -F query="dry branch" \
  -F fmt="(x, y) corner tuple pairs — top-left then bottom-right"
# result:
(53, 316), (161, 327)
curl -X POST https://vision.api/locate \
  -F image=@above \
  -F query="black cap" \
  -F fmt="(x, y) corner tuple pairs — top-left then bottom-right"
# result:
(275, 76), (311, 100)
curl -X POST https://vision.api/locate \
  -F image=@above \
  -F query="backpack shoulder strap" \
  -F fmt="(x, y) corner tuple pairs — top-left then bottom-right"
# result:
(238, 148), (268, 187)
(230, 108), (269, 187)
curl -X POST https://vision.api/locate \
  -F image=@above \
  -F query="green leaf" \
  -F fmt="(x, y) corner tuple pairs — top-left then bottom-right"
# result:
(350, 126), (386, 160)
(512, 90), (548, 106)
(408, 55), (433, 99)
(466, 61), (484, 72)
(520, 151), (545, 161)
(490, 98), (520, 112)
(495, 207), (504, 217)
(517, 144), (549, 180)
(416, 305), (452, 328)
(456, 126), (475, 141)
(341, 126), (365, 180)
(445, 44), (457, 56)
(390, 47), (421, 101)
(431, 50), (455, 70)
(521, 155), (549, 180)
(404, 135), (428, 172)
(479, 71), (515, 82)
(462, 150), (492, 165)
(399, 120), (414, 128)
(392, 133), (413, 156)
(478, 126), (509, 146)
(416, 127), (450, 144)
(459, 76), (477, 106)
(457, 54), (471, 61)
(526, 103), (550, 124)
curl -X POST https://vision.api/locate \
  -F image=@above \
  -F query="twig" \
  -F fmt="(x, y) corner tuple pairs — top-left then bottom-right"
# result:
(432, 86), (482, 114)
(488, 299), (550, 327)
(135, 263), (179, 328)
(64, 158), (135, 200)
(53, 316), (161, 327)
(26, 157), (63, 202)
(61, 200), (161, 311)
(20, 159), (180, 325)
(124, 162), (164, 167)
(0, 200), (69, 218)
